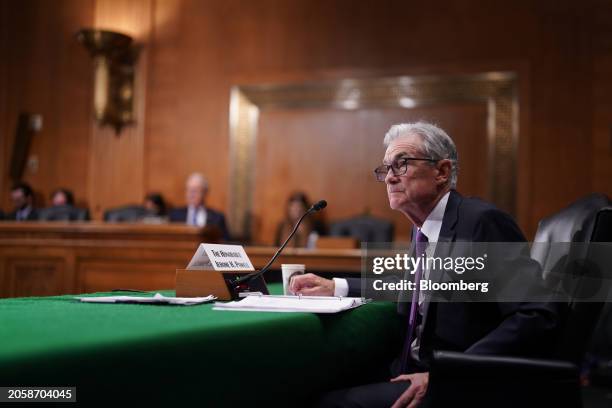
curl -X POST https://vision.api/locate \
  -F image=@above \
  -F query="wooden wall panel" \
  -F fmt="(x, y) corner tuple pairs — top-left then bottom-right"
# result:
(253, 104), (488, 244)
(87, 0), (153, 219)
(0, 0), (8, 209)
(592, 55), (612, 198)
(0, 0), (94, 210)
(1, 0), (611, 240)
(142, 0), (606, 239)
(591, 3), (612, 200)
(144, 0), (230, 213)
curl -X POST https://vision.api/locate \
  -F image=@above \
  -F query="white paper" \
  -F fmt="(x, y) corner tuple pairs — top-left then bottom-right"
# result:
(76, 293), (216, 306)
(213, 295), (369, 314)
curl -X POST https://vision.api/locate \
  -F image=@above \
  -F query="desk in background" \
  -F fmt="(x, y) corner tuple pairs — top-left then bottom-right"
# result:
(0, 222), (362, 298)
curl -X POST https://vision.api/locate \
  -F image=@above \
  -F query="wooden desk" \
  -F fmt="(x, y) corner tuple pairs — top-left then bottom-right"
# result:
(0, 222), (361, 298)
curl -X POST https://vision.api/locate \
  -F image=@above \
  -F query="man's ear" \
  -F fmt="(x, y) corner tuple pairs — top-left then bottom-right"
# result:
(435, 160), (452, 185)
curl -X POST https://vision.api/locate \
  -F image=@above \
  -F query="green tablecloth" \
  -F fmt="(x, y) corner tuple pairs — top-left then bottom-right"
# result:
(0, 284), (402, 406)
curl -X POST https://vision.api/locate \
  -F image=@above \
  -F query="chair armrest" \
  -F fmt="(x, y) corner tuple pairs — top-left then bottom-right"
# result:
(431, 350), (578, 381)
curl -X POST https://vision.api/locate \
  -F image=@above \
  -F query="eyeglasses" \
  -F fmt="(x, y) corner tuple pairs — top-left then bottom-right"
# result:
(373, 157), (438, 182)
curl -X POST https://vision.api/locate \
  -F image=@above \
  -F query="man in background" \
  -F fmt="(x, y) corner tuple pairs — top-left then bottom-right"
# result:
(169, 173), (230, 240)
(7, 182), (38, 221)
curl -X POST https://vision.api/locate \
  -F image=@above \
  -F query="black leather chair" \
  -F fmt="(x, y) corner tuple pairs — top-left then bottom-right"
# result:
(103, 205), (147, 222)
(37, 205), (90, 221)
(532, 193), (610, 283)
(428, 194), (611, 408)
(329, 215), (394, 243)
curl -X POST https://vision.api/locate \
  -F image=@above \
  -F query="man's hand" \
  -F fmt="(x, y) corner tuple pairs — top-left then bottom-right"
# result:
(289, 273), (335, 296)
(390, 372), (429, 408)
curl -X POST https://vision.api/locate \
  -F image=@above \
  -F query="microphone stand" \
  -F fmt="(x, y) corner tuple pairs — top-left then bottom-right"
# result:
(230, 206), (317, 290)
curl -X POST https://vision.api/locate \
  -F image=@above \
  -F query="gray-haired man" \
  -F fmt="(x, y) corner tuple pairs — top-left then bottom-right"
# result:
(291, 122), (559, 408)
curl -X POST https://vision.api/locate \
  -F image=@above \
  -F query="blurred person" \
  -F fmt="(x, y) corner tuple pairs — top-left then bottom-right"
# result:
(169, 173), (229, 240)
(7, 182), (38, 221)
(144, 193), (167, 217)
(39, 188), (89, 221)
(141, 193), (168, 224)
(50, 188), (75, 207)
(275, 192), (326, 248)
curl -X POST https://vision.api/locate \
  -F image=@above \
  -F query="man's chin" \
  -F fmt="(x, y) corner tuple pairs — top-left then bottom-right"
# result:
(388, 199), (403, 210)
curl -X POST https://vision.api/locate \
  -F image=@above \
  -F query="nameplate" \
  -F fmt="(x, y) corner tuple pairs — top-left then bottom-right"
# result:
(186, 243), (255, 271)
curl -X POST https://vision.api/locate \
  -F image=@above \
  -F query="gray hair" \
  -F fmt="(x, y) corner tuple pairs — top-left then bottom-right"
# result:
(383, 121), (459, 189)
(186, 172), (209, 192)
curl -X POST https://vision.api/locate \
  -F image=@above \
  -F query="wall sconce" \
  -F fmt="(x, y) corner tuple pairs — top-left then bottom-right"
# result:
(76, 29), (138, 134)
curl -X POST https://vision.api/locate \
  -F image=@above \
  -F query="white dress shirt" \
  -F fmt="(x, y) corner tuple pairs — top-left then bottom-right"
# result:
(187, 206), (208, 227)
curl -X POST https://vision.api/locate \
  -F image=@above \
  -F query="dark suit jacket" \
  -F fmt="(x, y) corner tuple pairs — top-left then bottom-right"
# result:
(347, 190), (559, 367)
(6, 207), (38, 221)
(168, 207), (230, 241)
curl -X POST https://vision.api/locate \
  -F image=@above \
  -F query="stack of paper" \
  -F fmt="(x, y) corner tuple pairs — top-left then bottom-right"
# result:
(213, 294), (369, 314)
(76, 293), (216, 306)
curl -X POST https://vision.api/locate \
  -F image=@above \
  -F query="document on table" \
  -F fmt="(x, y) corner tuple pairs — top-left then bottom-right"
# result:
(76, 293), (216, 306)
(213, 294), (370, 314)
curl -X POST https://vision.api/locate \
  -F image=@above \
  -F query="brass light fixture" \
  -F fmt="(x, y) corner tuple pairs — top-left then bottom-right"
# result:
(76, 29), (137, 134)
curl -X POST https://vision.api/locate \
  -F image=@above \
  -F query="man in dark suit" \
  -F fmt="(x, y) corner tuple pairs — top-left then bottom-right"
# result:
(6, 182), (38, 221)
(168, 172), (230, 241)
(291, 122), (559, 407)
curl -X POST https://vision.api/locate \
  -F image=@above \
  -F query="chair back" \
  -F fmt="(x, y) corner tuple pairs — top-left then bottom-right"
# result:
(329, 215), (394, 243)
(531, 193), (609, 280)
(553, 207), (612, 363)
(38, 205), (90, 221)
(103, 205), (147, 222)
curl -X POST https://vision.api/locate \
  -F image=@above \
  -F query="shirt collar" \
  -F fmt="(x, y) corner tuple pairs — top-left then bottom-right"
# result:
(418, 191), (450, 243)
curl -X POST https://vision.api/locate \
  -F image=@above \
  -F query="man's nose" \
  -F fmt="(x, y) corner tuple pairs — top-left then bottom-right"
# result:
(385, 167), (399, 184)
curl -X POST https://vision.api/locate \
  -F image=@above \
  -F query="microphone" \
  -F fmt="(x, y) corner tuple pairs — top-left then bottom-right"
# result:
(231, 200), (327, 288)
(311, 200), (327, 211)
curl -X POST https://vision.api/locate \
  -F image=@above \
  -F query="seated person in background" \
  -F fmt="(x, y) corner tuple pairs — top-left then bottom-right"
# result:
(50, 188), (75, 207)
(7, 182), (38, 221)
(275, 192), (326, 248)
(168, 173), (230, 240)
(142, 193), (168, 223)
(40, 188), (89, 221)
(144, 193), (167, 217)
(103, 193), (168, 223)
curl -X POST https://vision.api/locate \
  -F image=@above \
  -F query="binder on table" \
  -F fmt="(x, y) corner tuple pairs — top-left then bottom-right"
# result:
(212, 293), (370, 314)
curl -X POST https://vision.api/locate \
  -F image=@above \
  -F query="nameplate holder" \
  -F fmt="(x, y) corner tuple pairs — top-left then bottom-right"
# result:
(175, 269), (269, 300)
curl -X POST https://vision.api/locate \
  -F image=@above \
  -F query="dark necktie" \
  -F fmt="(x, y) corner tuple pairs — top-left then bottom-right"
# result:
(400, 229), (429, 373)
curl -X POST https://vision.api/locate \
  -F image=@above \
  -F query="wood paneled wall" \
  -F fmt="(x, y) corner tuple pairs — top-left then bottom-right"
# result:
(0, 0), (94, 209)
(1, 0), (611, 240)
